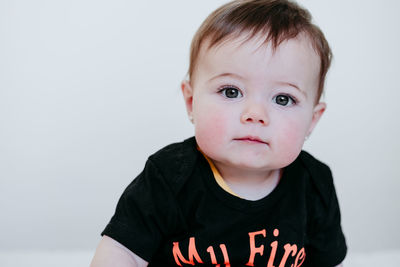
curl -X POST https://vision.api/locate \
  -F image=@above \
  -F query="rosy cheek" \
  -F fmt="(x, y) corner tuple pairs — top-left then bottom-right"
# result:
(276, 119), (307, 163)
(194, 106), (229, 154)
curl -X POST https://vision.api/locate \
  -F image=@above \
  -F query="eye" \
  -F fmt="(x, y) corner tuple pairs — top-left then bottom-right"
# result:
(274, 94), (296, 106)
(219, 86), (243, 98)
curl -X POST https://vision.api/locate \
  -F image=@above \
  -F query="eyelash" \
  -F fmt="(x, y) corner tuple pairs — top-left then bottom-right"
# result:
(274, 94), (298, 106)
(217, 85), (243, 98)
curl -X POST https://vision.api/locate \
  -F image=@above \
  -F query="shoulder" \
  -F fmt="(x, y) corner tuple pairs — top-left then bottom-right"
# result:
(296, 150), (335, 207)
(149, 136), (197, 164)
(298, 150), (333, 181)
(145, 136), (199, 193)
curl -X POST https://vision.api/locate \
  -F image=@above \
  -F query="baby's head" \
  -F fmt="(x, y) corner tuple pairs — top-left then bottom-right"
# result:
(182, 0), (332, 172)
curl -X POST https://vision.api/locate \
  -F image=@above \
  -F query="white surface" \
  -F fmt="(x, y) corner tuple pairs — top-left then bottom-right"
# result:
(1, 250), (400, 267)
(0, 250), (94, 267)
(1, 0), (400, 253)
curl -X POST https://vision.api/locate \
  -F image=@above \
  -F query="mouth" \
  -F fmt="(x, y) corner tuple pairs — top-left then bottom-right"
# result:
(234, 136), (268, 145)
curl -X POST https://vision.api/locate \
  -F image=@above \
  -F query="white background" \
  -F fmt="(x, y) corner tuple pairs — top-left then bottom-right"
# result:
(1, 0), (399, 259)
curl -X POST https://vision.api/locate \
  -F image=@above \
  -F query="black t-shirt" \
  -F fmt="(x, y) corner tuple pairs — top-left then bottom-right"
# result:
(102, 137), (347, 266)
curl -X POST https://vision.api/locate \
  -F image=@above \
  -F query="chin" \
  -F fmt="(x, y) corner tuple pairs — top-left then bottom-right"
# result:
(224, 157), (276, 171)
(241, 152), (299, 170)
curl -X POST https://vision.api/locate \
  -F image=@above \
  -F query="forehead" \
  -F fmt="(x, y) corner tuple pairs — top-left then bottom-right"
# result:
(194, 33), (321, 96)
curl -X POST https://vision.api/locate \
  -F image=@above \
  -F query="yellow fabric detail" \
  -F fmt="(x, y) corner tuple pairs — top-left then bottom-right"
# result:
(198, 148), (240, 198)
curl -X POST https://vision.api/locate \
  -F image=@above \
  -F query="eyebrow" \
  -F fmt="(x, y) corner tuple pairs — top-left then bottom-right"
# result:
(207, 72), (245, 83)
(277, 81), (307, 97)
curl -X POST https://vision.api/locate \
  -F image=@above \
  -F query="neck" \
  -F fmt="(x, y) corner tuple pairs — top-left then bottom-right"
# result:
(213, 161), (282, 201)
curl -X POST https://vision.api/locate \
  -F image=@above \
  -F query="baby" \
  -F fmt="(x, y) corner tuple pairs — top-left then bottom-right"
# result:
(91, 0), (347, 266)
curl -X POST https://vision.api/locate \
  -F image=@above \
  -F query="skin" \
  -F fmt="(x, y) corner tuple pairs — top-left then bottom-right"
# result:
(182, 33), (326, 200)
(91, 235), (148, 267)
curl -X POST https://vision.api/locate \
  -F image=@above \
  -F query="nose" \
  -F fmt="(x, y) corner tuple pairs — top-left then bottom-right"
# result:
(240, 101), (269, 125)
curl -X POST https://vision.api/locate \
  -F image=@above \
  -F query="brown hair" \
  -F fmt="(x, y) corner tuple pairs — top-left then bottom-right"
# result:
(188, 0), (332, 102)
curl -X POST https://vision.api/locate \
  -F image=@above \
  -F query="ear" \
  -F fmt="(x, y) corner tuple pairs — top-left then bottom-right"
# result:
(307, 102), (326, 136)
(181, 80), (194, 122)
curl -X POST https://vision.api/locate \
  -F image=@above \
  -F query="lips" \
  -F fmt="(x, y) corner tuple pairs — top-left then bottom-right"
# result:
(234, 136), (268, 145)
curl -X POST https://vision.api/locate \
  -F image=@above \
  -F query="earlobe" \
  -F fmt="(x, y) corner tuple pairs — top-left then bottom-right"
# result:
(307, 102), (326, 136)
(181, 80), (194, 122)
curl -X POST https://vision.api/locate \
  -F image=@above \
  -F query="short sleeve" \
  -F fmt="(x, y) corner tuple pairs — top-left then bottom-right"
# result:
(101, 159), (179, 261)
(305, 167), (347, 266)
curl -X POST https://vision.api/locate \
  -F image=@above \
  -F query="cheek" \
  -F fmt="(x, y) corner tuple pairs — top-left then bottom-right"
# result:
(274, 114), (310, 164)
(193, 104), (230, 154)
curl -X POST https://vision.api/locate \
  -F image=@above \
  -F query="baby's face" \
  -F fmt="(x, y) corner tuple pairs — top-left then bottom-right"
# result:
(182, 33), (326, 172)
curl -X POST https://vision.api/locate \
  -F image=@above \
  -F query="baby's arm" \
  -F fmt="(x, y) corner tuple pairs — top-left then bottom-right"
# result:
(90, 235), (148, 267)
